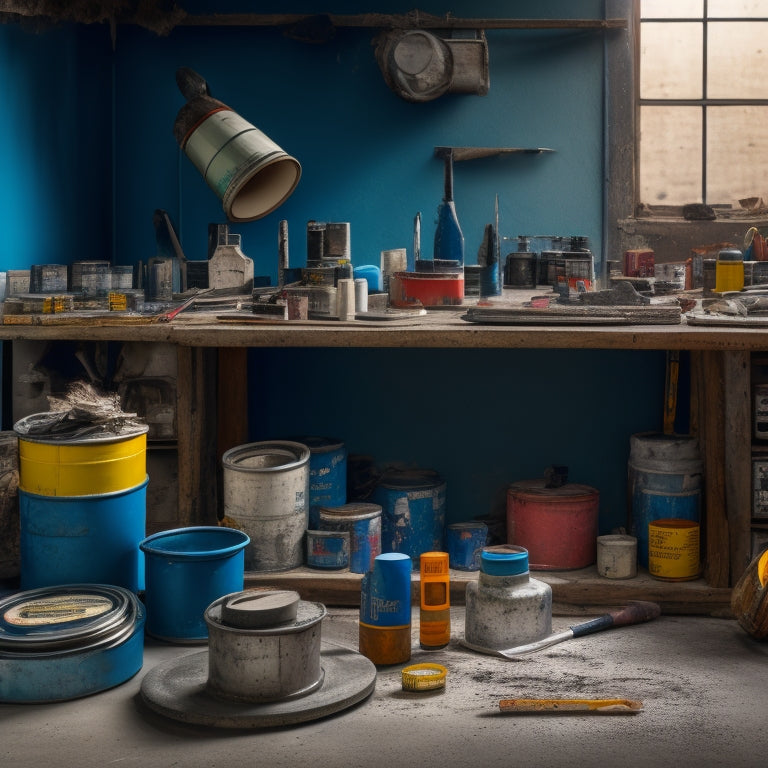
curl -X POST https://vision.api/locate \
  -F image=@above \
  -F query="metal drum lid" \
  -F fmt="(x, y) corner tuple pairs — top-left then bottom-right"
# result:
(0, 584), (141, 656)
(378, 468), (444, 490)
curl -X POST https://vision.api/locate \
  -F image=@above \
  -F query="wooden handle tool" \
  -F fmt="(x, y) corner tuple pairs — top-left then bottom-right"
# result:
(499, 698), (643, 714)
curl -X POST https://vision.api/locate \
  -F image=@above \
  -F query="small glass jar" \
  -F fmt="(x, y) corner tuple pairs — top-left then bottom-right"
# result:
(464, 545), (552, 651)
(715, 248), (744, 293)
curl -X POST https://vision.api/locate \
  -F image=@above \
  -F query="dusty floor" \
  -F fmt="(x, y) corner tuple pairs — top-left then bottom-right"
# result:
(2, 606), (768, 768)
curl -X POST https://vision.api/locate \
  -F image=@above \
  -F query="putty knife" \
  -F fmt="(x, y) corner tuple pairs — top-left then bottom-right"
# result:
(461, 600), (661, 660)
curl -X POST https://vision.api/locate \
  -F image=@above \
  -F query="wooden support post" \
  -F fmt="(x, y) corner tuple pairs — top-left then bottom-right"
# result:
(176, 346), (218, 526)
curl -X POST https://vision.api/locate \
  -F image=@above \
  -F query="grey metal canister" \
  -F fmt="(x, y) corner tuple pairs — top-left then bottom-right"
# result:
(222, 441), (310, 571)
(464, 545), (552, 651)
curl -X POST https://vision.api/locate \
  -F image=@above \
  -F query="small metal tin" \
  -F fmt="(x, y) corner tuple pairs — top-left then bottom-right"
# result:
(306, 529), (350, 570)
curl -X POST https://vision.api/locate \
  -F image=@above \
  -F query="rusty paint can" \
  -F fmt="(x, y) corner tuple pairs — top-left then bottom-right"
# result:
(319, 502), (381, 574)
(446, 521), (488, 571)
(648, 518), (700, 581)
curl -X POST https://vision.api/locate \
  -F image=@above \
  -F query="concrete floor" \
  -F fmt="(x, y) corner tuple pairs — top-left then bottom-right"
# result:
(2, 606), (768, 768)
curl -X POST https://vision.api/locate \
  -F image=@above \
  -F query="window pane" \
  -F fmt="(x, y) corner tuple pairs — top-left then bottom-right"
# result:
(641, 23), (702, 99)
(707, 106), (768, 205)
(640, 106), (702, 205)
(708, 22), (768, 98)
(642, 0), (702, 18)
(708, 0), (768, 17)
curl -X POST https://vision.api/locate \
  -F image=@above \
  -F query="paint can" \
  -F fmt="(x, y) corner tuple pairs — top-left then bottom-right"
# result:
(291, 436), (347, 529)
(18, 477), (148, 592)
(381, 248), (407, 294)
(464, 545), (552, 652)
(731, 547), (768, 640)
(30, 264), (67, 293)
(0, 584), (145, 703)
(359, 552), (412, 665)
(648, 518), (700, 581)
(446, 521), (488, 571)
(15, 417), (148, 497)
(319, 503), (381, 574)
(628, 432), (703, 569)
(506, 480), (599, 570)
(504, 252), (537, 288)
(140, 526), (250, 642)
(306, 529), (350, 570)
(389, 271), (464, 307)
(372, 468), (446, 569)
(596, 534), (637, 579)
(222, 441), (310, 572)
(174, 88), (301, 223)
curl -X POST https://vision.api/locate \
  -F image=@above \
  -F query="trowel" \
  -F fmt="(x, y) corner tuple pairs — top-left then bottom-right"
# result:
(461, 600), (661, 660)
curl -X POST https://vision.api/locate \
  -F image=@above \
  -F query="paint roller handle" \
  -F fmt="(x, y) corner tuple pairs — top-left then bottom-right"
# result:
(570, 601), (661, 638)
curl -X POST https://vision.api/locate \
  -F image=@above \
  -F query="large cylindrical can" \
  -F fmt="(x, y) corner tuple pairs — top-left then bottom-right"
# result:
(628, 432), (703, 569)
(222, 441), (310, 572)
(319, 502), (381, 574)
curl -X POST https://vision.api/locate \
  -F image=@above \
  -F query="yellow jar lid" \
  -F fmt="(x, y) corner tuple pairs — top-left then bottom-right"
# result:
(401, 663), (447, 691)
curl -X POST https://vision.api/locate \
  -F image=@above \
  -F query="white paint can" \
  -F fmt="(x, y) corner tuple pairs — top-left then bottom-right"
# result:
(596, 534), (637, 579)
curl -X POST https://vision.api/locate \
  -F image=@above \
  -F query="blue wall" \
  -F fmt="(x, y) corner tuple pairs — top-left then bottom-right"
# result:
(1, 3), (670, 535)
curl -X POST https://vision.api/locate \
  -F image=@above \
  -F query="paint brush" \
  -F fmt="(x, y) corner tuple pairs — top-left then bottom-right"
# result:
(461, 601), (661, 660)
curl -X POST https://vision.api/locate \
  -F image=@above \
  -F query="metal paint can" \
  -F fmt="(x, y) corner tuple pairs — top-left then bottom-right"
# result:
(506, 480), (599, 570)
(628, 432), (703, 569)
(306, 529), (350, 570)
(290, 436), (347, 529)
(648, 518), (700, 581)
(446, 521), (488, 571)
(372, 468), (446, 569)
(319, 502), (381, 574)
(70, 261), (112, 297)
(0, 584), (145, 703)
(15, 417), (148, 497)
(222, 441), (310, 572)
(19, 478), (148, 592)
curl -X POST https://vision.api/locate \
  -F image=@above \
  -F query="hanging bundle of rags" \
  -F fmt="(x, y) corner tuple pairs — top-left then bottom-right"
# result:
(14, 381), (146, 440)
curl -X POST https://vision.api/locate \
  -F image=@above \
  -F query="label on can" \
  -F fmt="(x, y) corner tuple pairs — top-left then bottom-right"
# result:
(648, 519), (700, 581)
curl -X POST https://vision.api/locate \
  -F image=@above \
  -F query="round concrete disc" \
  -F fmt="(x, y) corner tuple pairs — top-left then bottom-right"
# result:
(139, 644), (376, 728)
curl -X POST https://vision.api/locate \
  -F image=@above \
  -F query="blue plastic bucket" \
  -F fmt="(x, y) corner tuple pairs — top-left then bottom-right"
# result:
(291, 436), (347, 529)
(139, 526), (249, 643)
(447, 521), (488, 571)
(19, 477), (148, 592)
(372, 469), (446, 570)
(628, 432), (704, 569)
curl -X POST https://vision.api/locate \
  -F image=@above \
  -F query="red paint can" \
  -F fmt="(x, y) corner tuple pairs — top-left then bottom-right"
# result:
(506, 480), (599, 570)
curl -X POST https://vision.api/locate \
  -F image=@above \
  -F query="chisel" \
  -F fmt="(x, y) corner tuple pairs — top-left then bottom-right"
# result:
(461, 600), (660, 660)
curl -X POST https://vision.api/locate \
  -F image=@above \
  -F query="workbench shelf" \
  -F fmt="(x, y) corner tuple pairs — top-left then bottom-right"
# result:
(1, 312), (761, 613)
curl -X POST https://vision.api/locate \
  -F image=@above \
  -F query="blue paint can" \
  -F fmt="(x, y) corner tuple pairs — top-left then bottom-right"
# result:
(372, 468), (446, 570)
(291, 436), (347, 529)
(628, 432), (704, 569)
(447, 521), (488, 571)
(0, 584), (145, 703)
(139, 526), (249, 643)
(19, 477), (148, 592)
(319, 502), (381, 574)
(306, 529), (350, 570)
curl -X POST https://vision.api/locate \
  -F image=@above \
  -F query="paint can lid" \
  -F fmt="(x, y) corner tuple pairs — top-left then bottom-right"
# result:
(718, 248), (743, 261)
(220, 589), (300, 629)
(401, 663), (447, 691)
(0, 584), (143, 655)
(480, 545), (529, 576)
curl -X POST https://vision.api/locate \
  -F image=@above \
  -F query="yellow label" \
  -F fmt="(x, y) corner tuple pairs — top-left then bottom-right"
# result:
(649, 520), (700, 579)
(109, 292), (128, 311)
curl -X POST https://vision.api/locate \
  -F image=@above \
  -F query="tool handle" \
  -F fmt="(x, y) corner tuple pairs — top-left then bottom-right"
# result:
(499, 698), (643, 714)
(570, 601), (660, 638)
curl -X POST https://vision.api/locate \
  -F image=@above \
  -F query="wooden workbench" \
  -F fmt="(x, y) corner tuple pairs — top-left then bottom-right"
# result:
(0, 308), (760, 614)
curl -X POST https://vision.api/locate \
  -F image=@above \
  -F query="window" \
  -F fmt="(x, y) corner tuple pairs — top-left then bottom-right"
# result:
(638, 0), (768, 214)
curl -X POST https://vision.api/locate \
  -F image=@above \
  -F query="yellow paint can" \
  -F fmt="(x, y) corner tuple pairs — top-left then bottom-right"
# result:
(17, 427), (148, 497)
(648, 518), (700, 581)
